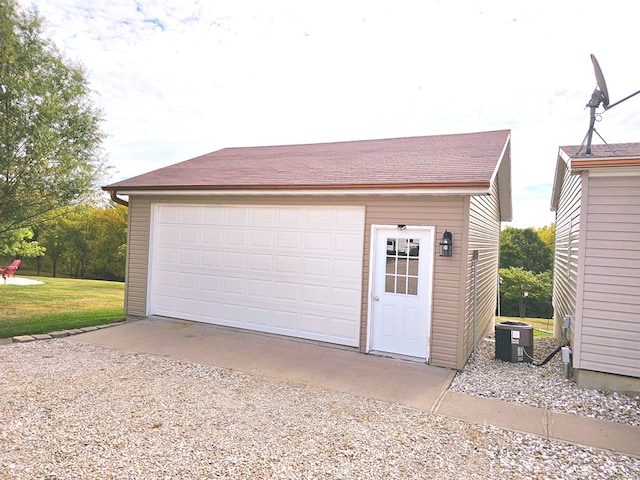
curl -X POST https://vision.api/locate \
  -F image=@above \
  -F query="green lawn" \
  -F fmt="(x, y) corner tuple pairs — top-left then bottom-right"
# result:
(0, 276), (124, 339)
(496, 316), (554, 338)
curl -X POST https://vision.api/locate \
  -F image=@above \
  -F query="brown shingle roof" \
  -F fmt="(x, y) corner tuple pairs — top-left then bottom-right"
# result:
(560, 142), (640, 169)
(104, 129), (510, 192)
(561, 142), (640, 159)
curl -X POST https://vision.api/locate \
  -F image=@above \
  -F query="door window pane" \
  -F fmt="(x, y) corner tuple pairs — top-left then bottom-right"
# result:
(384, 236), (419, 296)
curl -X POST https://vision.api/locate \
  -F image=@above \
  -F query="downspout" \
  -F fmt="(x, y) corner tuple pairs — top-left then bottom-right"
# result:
(109, 190), (129, 207)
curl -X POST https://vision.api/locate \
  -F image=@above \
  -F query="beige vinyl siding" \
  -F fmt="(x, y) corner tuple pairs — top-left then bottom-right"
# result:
(552, 167), (582, 340)
(575, 175), (640, 378)
(125, 196), (151, 316)
(463, 178), (501, 366)
(124, 194), (466, 369)
(362, 197), (465, 369)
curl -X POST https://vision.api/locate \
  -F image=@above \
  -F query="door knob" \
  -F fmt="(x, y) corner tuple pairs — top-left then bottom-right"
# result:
(374, 296), (380, 301)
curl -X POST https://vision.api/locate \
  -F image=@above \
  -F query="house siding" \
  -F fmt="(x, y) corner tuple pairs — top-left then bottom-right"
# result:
(124, 194), (468, 369)
(125, 196), (151, 317)
(576, 174), (640, 378)
(463, 178), (501, 366)
(552, 167), (582, 341)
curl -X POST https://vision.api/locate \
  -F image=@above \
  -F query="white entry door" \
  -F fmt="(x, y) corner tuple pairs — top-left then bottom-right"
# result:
(370, 226), (433, 360)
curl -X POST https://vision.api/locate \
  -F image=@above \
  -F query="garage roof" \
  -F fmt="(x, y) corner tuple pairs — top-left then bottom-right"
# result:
(104, 129), (511, 194)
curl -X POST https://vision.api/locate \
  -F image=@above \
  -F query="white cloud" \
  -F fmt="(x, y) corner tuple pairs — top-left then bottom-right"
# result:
(26, 0), (640, 226)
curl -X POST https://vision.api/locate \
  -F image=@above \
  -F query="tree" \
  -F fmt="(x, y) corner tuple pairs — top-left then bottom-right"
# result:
(0, 0), (107, 238)
(499, 227), (553, 274)
(0, 227), (45, 259)
(536, 224), (555, 253)
(37, 204), (127, 280)
(86, 205), (127, 280)
(499, 267), (552, 319)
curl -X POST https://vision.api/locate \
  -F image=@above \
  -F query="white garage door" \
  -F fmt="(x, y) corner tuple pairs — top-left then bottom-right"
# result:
(149, 204), (365, 346)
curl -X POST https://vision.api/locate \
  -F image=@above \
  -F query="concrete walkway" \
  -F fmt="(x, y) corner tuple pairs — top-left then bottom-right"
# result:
(41, 318), (640, 458)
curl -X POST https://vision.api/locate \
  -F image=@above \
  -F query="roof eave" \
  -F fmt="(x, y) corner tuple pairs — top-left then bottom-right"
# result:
(104, 182), (493, 197)
(550, 148), (571, 212)
(569, 156), (640, 171)
(491, 132), (512, 222)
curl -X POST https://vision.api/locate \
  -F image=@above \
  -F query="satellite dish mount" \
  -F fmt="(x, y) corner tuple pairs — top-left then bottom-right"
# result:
(584, 54), (640, 155)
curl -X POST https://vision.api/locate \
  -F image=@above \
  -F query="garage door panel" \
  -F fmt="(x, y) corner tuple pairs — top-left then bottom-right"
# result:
(223, 277), (245, 295)
(302, 284), (329, 305)
(331, 318), (359, 343)
(224, 252), (247, 269)
(276, 256), (301, 274)
(333, 259), (361, 280)
(304, 232), (331, 251)
(154, 268), (177, 287)
(277, 231), (302, 249)
(252, 207), (276, 225)
(177, 298), (197, 316)
(227, 207), (251, 224)
(334, 233), (363, 253)
(273, 310), (298, 332)
(178, 248), (199, 265)
(177, 272), (197, 289)
(249, 254), (272, 271)
(201, 250), (222, 267)
(248, 279), (271, 298)
(303, 257), (330, 276)
(202, 227), (223, 244)
(331, 286), (362, 309)
(274, 281), (299, 301)
(246, 306), (270, 326)
(278, 208), (304, 225)
(198, 300), (220, 319)
(150, 205), (364, 346)
(251, 230), (274, 247)
(306, 208), (333, 225)
(157, 247), (177, 263)
(203, 207), (224, 223)
(199, 274), (221, 291)
(179, 226), (200, 243)
(221, 303), (244, 323)
(154, 294), (176, 312)
(300, 313), (327, 336)
(157, 224), (179, 242)
(159, 205), (181, 222)
(226, 229), (249, 246)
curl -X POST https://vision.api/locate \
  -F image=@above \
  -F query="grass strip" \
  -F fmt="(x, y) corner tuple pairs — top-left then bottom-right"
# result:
(0, 277), (124, 338)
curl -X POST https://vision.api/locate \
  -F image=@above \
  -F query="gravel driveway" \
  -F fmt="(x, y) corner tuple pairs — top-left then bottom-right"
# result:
(1, 338), (639, 479)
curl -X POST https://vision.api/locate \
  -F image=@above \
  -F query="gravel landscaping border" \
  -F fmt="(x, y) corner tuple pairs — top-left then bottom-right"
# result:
(449, 334), (640, 427)
(1, 338), (639, 479)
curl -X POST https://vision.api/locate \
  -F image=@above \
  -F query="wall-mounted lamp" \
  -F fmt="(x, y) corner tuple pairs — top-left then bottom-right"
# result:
(439, 230), (453, 257)
(397, 224), (406, 231)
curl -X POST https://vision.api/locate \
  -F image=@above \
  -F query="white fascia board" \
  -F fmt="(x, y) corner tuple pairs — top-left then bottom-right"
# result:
(116, 187), (491, 197)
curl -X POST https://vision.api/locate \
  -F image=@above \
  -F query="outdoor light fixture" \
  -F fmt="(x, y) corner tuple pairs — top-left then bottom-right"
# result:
(439, 230), (453, 257)
(397, 224), (406, 231)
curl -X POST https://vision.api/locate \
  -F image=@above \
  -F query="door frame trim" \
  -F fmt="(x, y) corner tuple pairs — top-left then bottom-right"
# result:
(365, 224), (435, 361)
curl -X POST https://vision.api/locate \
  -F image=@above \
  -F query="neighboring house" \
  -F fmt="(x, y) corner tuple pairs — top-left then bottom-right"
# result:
(103, 130), (512, 370)
(551, 142), (640, 393)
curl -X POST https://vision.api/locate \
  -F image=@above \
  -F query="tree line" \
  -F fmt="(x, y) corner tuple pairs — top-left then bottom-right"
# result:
(499, 225), (554, 319)
(2, 205), (127, 281)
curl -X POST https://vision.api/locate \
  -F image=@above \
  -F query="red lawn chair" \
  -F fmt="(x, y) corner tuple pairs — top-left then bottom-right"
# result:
(1, 259), (22, 282)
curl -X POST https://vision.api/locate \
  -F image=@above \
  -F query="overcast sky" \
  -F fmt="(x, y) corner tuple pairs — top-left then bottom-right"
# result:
(27, 0), (640, 228)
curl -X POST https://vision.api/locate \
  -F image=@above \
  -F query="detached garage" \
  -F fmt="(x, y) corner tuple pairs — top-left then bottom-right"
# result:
(104, 130), (512, 369)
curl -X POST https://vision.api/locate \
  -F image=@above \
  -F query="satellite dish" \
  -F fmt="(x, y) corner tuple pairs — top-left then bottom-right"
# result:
(590, 54), (609, 108)
(583, 54), (640, 155)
